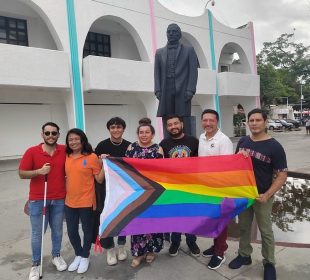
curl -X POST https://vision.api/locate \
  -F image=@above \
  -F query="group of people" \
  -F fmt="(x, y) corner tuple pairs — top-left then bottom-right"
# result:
(20, 108), (287, 280)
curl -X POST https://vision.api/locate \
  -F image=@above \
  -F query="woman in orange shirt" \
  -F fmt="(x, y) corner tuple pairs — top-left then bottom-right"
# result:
(65, 128), (104, 274)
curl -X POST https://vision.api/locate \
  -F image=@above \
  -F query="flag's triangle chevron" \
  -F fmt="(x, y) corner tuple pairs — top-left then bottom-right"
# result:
(99, 154), (258, 238)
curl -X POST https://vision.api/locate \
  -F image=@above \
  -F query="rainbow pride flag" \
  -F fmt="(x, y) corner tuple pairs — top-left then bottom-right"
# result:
(99, 154), (258, 238)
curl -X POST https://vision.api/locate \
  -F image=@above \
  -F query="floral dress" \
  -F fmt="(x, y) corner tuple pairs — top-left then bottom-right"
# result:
(125, 141), (164, 257)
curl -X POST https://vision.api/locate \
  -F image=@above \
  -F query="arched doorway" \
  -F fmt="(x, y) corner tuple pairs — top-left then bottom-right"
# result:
(82, 15), (149, 61)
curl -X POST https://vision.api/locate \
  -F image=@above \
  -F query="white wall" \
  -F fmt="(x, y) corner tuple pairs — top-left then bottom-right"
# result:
(0, 103), (68, 159)
(0, 44), (71, 88)
(110, 33), (141, 60)
(83, 56), (153, 92)
(218, 72), (260, 97)
(219, 95), (257, 137)
(230, 63), (246, 73)
(84, 102), (146, 147)
(0, 0), (260, 159)
(27, 16), (57, 49)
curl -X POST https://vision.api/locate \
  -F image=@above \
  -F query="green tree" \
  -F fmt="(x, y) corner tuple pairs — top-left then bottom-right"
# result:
(257, 33), (310, 109)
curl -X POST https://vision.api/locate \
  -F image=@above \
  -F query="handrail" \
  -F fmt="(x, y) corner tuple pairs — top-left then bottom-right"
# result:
(287, 171), (310, 180)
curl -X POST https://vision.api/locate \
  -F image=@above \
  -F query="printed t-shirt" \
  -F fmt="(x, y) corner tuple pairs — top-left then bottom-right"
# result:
(236, 136), (287, 194)
(159, 135), (198, 158)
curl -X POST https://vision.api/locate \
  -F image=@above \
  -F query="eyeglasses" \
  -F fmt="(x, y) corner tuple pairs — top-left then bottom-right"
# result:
(44, 131), (58, 136)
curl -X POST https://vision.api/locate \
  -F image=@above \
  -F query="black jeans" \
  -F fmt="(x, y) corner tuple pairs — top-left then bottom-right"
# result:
(100, 236), (126, 249)
(65, 206), (94, 258)
(171, 232), (196, 246)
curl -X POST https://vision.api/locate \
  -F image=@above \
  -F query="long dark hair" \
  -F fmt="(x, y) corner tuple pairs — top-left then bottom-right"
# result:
(65, 128), (93, 155)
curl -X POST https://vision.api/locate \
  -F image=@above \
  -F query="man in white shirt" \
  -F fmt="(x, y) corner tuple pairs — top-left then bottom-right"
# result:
(198, 109), (233, 270)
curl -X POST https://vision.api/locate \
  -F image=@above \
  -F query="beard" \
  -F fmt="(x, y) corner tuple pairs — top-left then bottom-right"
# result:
(44, 139), (57, 146)
(169, 129), (183, 139)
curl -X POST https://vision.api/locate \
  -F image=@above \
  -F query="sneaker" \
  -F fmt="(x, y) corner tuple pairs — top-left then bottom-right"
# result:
(169, 243), (179, 257)
(52, 255), (67, 271)
(107, 248), (117, 265)
(264, 263), (276, 280)
(202, 246), (215, 258)
(207, 255), (226, 270)
(228, 254), (252, 269)
(77, 257), (90, 274)
(29, 265), (40, 280)
(188, 242), (200, 257)
(68, 256), (81, 272)
(118, 246), (128, 261)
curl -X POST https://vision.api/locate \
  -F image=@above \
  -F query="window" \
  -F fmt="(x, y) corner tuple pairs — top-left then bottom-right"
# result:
(83, 32), (111, 58)
(0, 16), (28, 46)
(220, 65), (230, 72)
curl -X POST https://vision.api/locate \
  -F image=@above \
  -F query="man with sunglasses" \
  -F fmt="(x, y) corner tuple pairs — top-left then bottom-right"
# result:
(19, 122), (67, 280)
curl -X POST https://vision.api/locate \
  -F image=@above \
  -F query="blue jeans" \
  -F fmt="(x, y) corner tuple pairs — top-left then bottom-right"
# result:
(171, 232), (197, 246)
(65, 206), (94, 258)
(29, 199), (65, 265)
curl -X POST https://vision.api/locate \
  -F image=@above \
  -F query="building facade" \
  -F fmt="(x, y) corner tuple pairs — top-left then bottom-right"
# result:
(0, 0), (260, 160)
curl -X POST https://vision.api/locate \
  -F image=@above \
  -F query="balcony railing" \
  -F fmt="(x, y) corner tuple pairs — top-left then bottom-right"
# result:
(83, 55), (217, 94)
(218, 71), (260, 96)
(0, 44), (70, 89)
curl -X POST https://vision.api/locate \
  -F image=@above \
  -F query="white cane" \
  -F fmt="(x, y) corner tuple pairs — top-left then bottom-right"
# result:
(39, 175), (48, 279)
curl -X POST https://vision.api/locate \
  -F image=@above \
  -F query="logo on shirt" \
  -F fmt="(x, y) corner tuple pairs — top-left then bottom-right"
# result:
(210, 143), (215, 148)
(239, 148), (271, 163)
(169, 145), (192, 158)
(83, 159), (87, 167)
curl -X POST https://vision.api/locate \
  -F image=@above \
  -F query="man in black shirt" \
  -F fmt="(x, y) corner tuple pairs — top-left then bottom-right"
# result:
(95, 117), (131, 266)
(228, 109), (287, 280)
(159, 115), (201, 257)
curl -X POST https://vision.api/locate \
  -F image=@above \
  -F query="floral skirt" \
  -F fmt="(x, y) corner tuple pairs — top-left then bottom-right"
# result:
(131, 233), (163, 257)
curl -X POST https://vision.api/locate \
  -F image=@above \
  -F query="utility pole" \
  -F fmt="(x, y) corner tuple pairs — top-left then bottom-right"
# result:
(301, 84), (304, 120)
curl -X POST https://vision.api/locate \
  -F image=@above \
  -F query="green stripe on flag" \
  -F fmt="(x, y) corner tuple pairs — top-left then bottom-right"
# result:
(154, 190), (223, 205)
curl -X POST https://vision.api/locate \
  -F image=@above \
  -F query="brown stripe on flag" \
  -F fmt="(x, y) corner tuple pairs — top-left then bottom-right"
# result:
(100, 158), (165, 238)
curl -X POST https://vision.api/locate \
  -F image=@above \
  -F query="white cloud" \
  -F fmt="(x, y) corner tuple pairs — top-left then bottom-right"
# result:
(158, 0), (310, 52)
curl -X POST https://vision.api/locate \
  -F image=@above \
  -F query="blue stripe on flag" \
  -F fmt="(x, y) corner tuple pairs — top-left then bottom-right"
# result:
(230, 198), (251, 218)
(138, 203), (222, 219)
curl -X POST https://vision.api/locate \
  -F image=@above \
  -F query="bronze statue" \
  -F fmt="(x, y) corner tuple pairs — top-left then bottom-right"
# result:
(154, 24), (198, 118)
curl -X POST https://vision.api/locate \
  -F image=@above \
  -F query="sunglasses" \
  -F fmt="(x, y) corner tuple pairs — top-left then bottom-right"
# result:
(44, 131), (58, 136)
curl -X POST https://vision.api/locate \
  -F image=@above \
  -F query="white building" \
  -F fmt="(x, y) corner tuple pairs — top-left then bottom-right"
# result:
(269, 105), (294, 120)
(0, 0), (260, 161)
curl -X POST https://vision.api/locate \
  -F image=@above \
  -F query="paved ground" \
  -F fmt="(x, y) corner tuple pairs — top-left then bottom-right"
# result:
(0, 128), (309, 280)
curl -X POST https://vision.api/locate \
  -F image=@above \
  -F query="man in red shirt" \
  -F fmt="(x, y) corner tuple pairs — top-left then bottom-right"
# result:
(19, 122), (67, 280)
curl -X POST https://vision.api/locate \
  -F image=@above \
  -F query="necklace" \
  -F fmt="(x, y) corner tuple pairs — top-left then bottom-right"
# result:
(110, 138), (123, 146)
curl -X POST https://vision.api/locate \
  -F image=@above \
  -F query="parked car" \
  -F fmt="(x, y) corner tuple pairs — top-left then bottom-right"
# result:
(274, 119), (293, 130)
(286, 119), (300, 128)
(267, 119), (282, 130)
